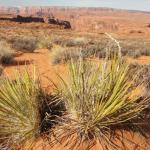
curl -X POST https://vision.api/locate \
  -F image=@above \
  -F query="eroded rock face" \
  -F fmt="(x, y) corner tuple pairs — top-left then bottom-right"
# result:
(48, 18), (71, 29)
(0, 15), (71, 29)
(12, 15), (45, 23)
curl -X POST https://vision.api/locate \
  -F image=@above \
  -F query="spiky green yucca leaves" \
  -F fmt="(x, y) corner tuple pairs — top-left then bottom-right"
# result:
(53, 54), (150, 149)
(0, 68), (41, 148)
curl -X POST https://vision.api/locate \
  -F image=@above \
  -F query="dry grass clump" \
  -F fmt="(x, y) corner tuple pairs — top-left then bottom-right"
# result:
(11, 36), (38, 52)
(65, 37), (89, 47)
(129, 63), (150, 95)
(51, 46), (81, 64)
(81, 39), (110, 58)
(51, 38), (110, 64)
(0, 68), (41, 149)
(50, 34), (150, 64)
(52, 36), (89, 47)
(121, 39), (150, 58)
(51, 36), (67, 46)
(37, 36), (53, 50)
(0, 41), (14, 64)
(0, 65), (3, 76)
(83, 37), (150, 59)
(51, 51), (150, 149)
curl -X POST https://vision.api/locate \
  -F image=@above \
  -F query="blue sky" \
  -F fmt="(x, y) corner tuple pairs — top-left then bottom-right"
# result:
(0, 0), (150, 12)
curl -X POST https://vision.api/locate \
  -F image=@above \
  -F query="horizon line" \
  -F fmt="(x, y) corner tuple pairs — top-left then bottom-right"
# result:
(0, 5), (150, 13)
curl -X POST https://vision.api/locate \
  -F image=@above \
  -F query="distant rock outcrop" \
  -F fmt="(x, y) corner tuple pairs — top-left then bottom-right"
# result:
(48, 18), (71, 29)
(0, 15), (71, 29)
(12, 15), (45, 23)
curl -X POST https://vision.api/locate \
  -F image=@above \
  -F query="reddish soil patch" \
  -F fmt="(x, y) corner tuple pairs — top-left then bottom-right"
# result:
(128, 56), (150, 65)
(3, 49), (66, 92)
(22, 130), (150, 150)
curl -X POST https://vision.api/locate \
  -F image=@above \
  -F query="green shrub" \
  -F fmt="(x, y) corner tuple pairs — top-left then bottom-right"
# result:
(11, 36), (38, 52)
(0, 68), (41, 149)
(0, 41), (14, 64)
(52, 53), (150, 149)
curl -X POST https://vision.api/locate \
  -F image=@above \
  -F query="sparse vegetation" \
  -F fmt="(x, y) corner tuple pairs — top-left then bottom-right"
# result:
(51, 36), (150, 63)
(121, 39), (150, 58)
(0, 40), (14, 64)
(51, 38), (110, 64)
(11, 36), (38, 52)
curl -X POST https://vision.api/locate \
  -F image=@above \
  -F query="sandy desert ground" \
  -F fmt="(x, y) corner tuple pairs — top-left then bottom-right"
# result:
(0, 7), (150, 150)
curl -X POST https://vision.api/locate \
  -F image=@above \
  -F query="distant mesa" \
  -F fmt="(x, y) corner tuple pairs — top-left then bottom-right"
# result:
(0, 15), (71, 29)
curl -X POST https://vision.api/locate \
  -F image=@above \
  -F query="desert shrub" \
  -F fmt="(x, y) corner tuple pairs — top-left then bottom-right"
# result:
(81, 40), (109, 58)
(11, 36), (38, 52)
(141, 49), (150, 56)
(51, 39), (111, 64)
(65, 37), (89, 47)
(121, 49), (150, 58)
(52, 52), (150, 149)
(0, 68), (42, 149)
(38, 36), (53, 50)
(121, 49), (142, 58)
(51, 35), (150, 64)
(0, 65), (3, 76)
(51, 46), (81, 64)
(0, 41), (14, 64)
(121, 39), (150, 58)
(129, 63), (150, 94)
(77, 37), (120, 59)
(85, 38), (150, 59)
(52, 36), (66, 46)
(52, 36), (89, 47)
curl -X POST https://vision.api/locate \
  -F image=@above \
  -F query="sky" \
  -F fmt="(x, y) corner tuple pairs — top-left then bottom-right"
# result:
(0, 0), (150, 12)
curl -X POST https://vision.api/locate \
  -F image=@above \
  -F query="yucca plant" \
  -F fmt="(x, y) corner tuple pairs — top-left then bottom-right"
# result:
(0, 68), (42, 149)
(51, 49), (150, 149)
